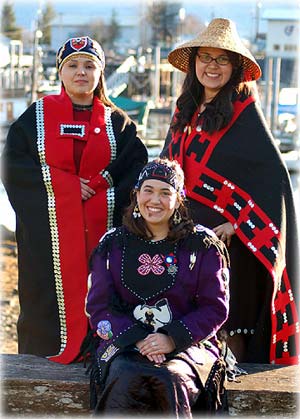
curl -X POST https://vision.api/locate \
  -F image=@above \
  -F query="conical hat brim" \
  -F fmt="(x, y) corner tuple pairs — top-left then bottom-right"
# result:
(168, 18), (261, 81)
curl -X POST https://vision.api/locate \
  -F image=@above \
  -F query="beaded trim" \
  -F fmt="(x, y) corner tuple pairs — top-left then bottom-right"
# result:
(103, 106), (116, 229)
(100, 169), (113, 188)
(104, 106), (117, 163)
(229, 328), (255, 336)
(106, 187), (115, 230)
(60, 124), (85, 138)
(36, 99), (67, 358)
(178, 319), (193, 342)
(100, 343), (118, 362)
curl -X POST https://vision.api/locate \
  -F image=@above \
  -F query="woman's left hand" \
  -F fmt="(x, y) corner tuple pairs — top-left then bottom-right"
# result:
(213, 222), (235, 247)
(136, 333), (176, 361)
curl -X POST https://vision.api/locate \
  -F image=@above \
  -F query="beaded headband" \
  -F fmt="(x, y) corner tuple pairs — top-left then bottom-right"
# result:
(135, 160), (184, 194)
(56, 36), (105, 71)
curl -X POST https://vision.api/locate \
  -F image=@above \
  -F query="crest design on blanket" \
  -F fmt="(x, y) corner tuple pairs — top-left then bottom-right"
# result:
(133, 298), (172, 331)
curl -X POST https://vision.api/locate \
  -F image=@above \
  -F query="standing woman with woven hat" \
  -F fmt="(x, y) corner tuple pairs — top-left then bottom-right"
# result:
(1, 36), (147, 364)
(161, 18), (299, 365)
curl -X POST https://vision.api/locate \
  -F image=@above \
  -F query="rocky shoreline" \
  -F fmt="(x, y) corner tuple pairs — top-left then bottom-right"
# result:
(1, 237), (18, 354)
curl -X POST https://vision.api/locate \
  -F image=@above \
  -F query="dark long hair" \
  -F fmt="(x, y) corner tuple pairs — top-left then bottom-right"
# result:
(122, 159), (194, 242)
(171, 48), (252, 134)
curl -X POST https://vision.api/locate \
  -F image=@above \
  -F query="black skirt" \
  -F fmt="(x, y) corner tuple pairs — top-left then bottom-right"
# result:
(94, 347), (227, 417)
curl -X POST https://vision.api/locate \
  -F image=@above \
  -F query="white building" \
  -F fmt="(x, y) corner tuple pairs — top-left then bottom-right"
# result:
(0, 35), (13, 68)
(49, 14), (148, 53)
(263, 9), (300, 59)
(262, 8), (299, 148)
(50, 15), (97, 51)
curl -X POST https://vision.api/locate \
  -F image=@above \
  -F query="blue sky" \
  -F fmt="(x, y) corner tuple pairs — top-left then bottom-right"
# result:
(8, 0), (300, 43)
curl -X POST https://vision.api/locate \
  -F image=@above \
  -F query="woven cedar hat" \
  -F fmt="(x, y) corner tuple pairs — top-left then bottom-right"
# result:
(168, 18), (261, 81)
(56, 36), (105, 71)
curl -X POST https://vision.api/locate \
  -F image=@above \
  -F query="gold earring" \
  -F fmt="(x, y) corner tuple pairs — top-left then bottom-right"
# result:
(133, 204), (141, 219)
(173, 208), (182, 225)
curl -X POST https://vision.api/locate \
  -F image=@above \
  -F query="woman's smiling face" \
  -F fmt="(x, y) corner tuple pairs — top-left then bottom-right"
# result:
(195, 47), (233, 98)
(136, 179), (179, 232)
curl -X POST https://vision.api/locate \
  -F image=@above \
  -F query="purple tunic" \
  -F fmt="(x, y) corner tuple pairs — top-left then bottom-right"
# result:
(86, 226), (229, 379)
(85, 226), (230, 414)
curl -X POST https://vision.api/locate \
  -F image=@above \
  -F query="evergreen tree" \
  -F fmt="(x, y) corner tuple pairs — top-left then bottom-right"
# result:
(90, 18), (106, 46)
(106, 9), (121, 49)
(147, 0), (182, 47)
(40, 2), (56, 46)
(1, 1), (22, 40)
(91, 10), (120, 50)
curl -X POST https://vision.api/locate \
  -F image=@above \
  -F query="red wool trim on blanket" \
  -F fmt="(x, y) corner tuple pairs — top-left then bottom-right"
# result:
(42, 90), (112, 363)
(168, 96), (299, 365)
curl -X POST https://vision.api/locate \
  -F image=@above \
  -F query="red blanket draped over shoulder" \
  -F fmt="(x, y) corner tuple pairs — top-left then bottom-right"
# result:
(162, 95), (299, 365)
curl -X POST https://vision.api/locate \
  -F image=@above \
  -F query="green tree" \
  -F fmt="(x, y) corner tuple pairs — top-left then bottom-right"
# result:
(106, 9), (121, 48)
(147, 0), (182, 47)
(1, 1), (22, 40)
(90, 10), (120, 50)
(90, 18), (106, 46)
(40, 2), (56, 45)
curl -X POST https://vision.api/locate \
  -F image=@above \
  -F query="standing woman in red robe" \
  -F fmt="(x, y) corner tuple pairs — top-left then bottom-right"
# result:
(160, 19), (299, 365)
(1, 36), (148, 364)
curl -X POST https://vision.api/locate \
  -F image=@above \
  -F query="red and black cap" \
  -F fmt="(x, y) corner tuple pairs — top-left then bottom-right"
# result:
(56, 36), (105, 71)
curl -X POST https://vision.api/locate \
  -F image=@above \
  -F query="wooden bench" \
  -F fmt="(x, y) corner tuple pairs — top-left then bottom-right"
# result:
(1, 354), (299, 416)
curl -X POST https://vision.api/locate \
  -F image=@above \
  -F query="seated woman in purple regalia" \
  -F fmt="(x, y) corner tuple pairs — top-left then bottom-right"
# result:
(85, 158), (230, 416)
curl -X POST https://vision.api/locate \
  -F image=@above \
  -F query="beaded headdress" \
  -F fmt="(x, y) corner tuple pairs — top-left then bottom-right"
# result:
(135, 160), (184, 195)
(56, 36), (105, 71)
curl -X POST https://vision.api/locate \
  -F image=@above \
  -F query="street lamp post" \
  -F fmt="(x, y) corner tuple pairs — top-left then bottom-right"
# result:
(30, 28), (43, 104)
(30, 3), (43, 104)
(255, 1), (262, 42)
(171, 8), (185, 114)
(178, 7), (186, 41)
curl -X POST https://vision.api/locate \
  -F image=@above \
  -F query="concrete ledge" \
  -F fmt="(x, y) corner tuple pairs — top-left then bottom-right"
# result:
(1, 354), (90, 415)
(1, 354), (299, 416)
(226, 363), (299, 416)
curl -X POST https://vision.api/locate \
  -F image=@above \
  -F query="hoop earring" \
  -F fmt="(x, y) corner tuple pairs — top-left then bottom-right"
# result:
(173, 208), (182, 225)
(133, 204), (141, 219)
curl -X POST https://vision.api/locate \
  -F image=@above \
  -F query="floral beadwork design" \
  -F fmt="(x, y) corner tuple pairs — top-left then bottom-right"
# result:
(97, 320), (113, 340)
(137, 254), (165, 276)
(137, 253), (178, 277)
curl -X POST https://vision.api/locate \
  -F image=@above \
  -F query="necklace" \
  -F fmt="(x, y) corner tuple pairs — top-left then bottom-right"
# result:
(197, 103), (206, 116)
(72, 103), (93, 111)
(185, 109), (204, 135)
(194, 107), (205, 133)
(184, 92), (211, 135)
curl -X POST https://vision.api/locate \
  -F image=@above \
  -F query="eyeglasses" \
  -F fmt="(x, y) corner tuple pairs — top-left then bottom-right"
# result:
(197, 53), (230, 66)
